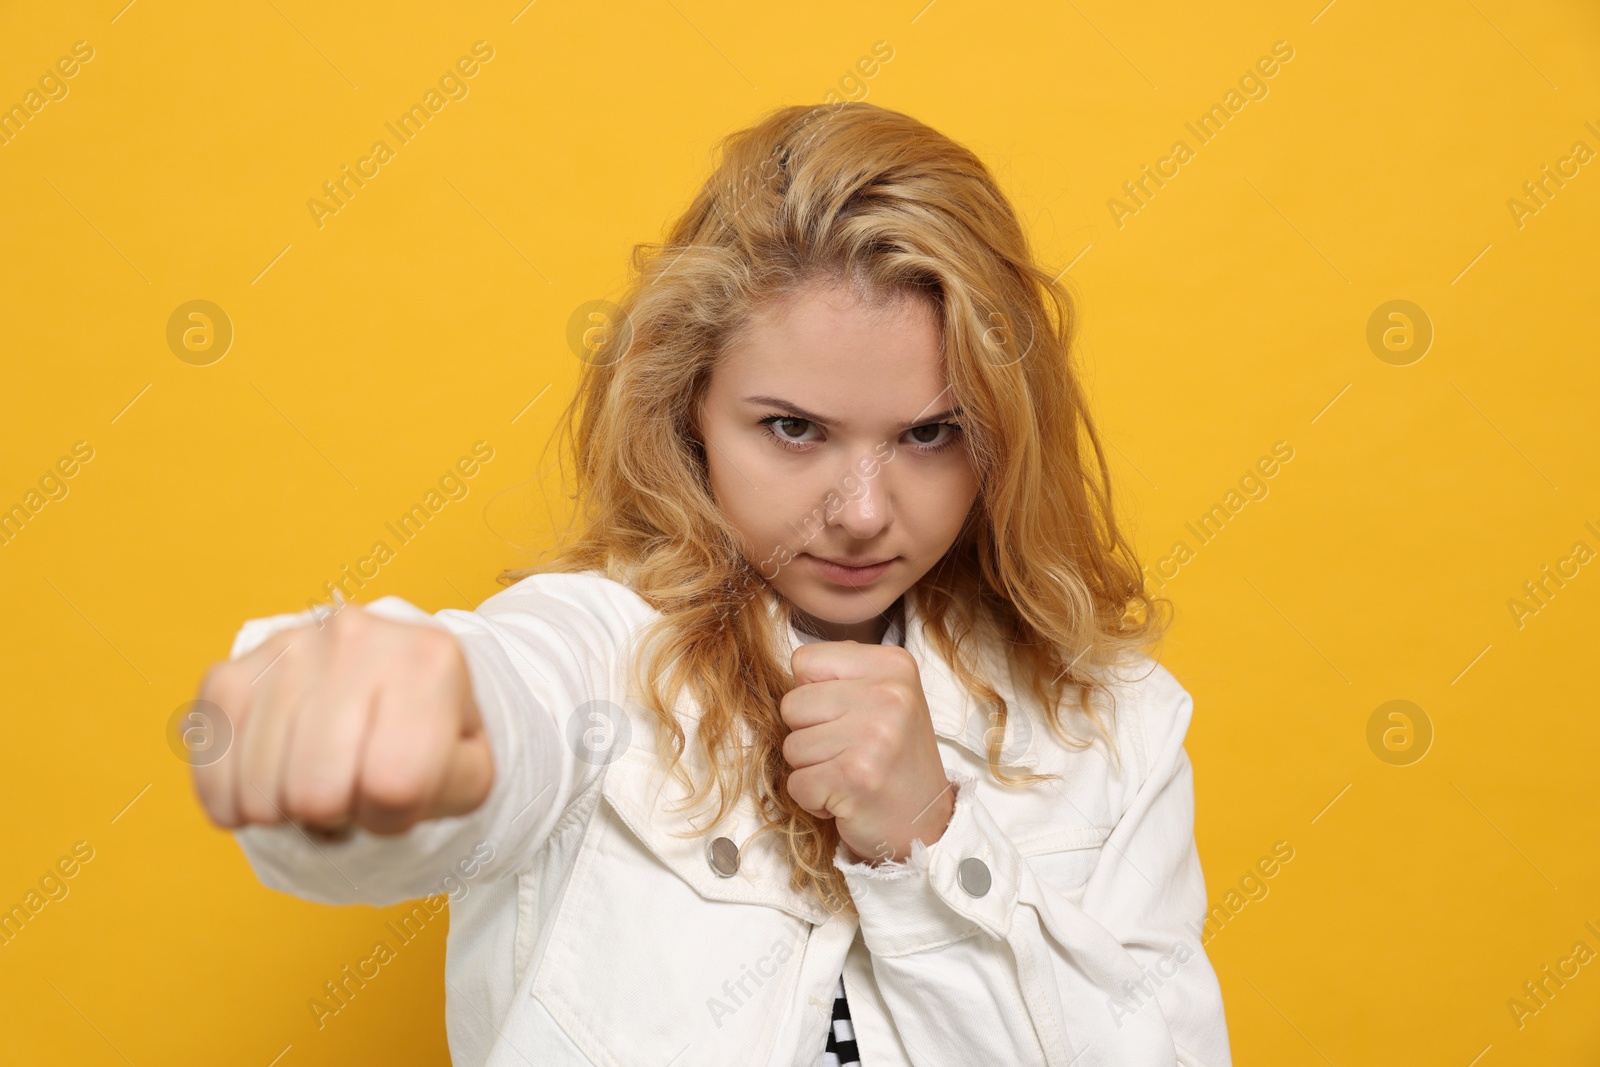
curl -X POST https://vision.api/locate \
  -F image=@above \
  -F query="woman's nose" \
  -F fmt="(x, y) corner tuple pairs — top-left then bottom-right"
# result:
(826, 457), (890, 538)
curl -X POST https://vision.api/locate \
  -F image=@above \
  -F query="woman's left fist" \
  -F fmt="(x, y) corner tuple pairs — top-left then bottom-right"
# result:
(780, 640), (956, 866)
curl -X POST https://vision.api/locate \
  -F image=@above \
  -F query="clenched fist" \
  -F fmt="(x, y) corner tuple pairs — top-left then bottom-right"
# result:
(189, 604), (494, 838)
(781, 640), (955, 867)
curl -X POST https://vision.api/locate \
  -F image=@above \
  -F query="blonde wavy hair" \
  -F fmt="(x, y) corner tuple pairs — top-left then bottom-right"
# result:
(498, 101), (1172, 917)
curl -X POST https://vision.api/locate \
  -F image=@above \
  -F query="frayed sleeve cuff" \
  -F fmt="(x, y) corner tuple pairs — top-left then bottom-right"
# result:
(832, 766), (1022, 956)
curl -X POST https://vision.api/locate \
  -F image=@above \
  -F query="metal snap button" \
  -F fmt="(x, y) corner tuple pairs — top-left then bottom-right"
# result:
(957, 856), (991, 897)
(708, 836), (740, 877)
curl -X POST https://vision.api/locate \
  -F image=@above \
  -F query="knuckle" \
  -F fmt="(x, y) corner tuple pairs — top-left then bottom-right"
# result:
(879, 682), (915, 723)
(198, 660), (246, 710)
(257, 624), (309, 664)
(358, 791), (427, 836)
(863, 678), (895, 707)
(863, 715), (897, 752)
(325, 618), (382, 669)
(410, 627), (462, 675)
(282, 776), (349, 826)
(236, 780), (283, 825)
(327, 604), (373, 646)
(359, 764), (429, 815)
(841, 751), (876, 791)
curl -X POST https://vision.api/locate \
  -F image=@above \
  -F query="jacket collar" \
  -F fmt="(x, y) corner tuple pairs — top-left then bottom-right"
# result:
(767, 586), (1038, 770)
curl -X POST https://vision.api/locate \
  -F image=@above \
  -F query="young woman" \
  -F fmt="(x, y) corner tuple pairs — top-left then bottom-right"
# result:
(191, 101), (1233, 1066)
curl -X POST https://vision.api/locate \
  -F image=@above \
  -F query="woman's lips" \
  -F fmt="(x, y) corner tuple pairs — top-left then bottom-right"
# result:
(806, 555), (895, 586)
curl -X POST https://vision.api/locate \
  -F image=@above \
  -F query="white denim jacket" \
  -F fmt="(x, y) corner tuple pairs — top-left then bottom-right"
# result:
(229, 570), (1232, 1066)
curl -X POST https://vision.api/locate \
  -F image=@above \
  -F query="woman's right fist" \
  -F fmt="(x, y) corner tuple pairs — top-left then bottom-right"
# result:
(189, 604), (495, 838)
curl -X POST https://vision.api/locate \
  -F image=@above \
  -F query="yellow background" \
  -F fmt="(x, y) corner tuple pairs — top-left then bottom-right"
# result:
(2, 0), (1597, 1062)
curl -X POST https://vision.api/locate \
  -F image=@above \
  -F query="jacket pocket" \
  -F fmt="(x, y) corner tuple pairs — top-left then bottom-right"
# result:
(528, 746), (824, 1067)
(1022, 824), (1113, 905)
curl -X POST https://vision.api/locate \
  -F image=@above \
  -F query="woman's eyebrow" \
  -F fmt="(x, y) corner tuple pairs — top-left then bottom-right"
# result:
(741, 395), (963, 429)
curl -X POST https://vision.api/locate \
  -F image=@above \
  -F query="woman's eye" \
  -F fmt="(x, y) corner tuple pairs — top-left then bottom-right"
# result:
(758, 415), (819, 447)
(758, 415), (963, 453)
(905, 422), (963, 452)
(765, 417), (815, 444)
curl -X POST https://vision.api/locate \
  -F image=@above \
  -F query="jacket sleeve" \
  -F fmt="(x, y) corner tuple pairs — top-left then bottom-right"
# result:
(833, 664), (1232, 1067)
(227, 582), (619, 909)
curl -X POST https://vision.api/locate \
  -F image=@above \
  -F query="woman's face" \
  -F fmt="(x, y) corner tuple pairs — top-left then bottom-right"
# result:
(698, 279), (981, 643)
